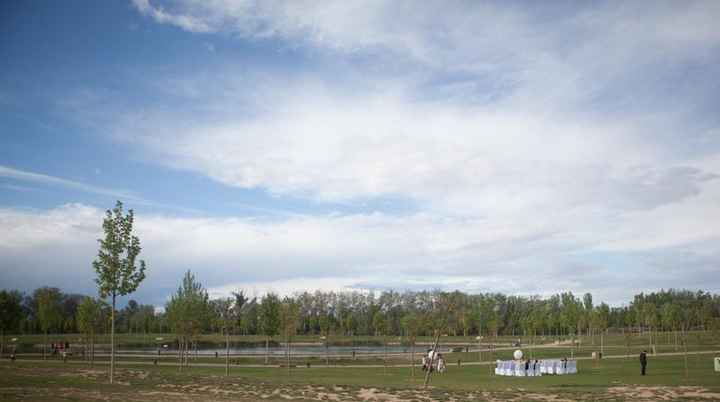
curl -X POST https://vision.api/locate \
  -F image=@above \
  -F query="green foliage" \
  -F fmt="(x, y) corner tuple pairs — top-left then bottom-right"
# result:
(400, 312), (421, 340)
(372, 311), (386, 336)
(165, 270), (211, 340)
(76, 297), (106, 337)
(279, 297), (300, 339)
(259, 293), (281, 338)
(93, 201), (146, 299)
(35, 287), (63, 334)
(0, 290), (24, 334)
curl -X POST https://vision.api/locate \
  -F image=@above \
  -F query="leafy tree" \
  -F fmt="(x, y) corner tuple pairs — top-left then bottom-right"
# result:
(279, 297), (299, 375)
(400, 311), (421, 377)
(0, 290), (24, 357)
(76, 297), (106, 366)
(35, 287), (63, 360)
(661, 303), (682, 351)
(165, 270), (210, 370)
(259, 293), (281, 365)
(595, 303), (610, 356)
(92, 200), (147, 383)
(640, 302), (658, 353)
(213, 294), (242, 376)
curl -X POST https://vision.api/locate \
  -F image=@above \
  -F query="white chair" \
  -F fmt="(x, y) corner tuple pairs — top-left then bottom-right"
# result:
(514, 361), (525, 377)
(557, 360), (567, 375)
(495, 360), (502, 375)
(504, 361), (513, 376)
(567, 360), (577, 374)
(552, 360), (562, 375)
(531, 361), (541, 376)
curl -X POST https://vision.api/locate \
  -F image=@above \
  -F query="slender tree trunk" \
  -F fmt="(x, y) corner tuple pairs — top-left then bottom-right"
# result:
(225, 329), (230, 377)
(411, 340), (415, 378)
(286, 334), (291, 376)
(186, 339), (191, 367)
(682, 329), (689, 380)
(91, 333), (95, 368)
(110, 293), (116, 384)
(1, 329), (4, 358)
(44, 330), (47, 360)
(265, 337), (269, 365)
(325, 336), (329, 366)
(383, 335), (387, 376)
(177, 338), (182, 371)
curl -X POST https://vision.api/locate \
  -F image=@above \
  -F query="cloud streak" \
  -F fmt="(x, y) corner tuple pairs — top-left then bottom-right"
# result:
(0, 165), (139, 200)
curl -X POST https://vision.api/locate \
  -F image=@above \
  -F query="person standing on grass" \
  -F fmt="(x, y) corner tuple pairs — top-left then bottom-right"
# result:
(639, 350), (648, 375)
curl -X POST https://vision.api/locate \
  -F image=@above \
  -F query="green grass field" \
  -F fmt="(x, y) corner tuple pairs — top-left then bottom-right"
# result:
(2, 351), (719, 401)
(3, 331), (719, 400)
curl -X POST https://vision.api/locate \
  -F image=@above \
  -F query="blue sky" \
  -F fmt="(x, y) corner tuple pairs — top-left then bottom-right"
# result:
(1, 0), (719, 306)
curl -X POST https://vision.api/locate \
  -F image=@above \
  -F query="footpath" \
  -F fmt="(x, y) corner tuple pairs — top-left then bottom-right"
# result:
(8, 349), (719, 369)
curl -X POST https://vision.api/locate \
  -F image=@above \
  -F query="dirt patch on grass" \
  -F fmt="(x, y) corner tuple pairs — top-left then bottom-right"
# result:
(4, 364), (720, 402)
(609, 386), (720, 401)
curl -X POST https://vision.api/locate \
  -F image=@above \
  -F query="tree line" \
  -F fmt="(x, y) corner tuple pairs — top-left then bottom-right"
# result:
(2, 286), (718, 340)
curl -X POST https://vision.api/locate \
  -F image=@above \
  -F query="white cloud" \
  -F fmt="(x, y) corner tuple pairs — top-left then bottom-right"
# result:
(9, 1), (715, 304)
(132, 0), (212, 33)
(1, 202), (719, 305)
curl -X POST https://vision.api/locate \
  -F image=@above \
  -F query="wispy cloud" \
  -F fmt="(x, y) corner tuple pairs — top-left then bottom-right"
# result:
(132, 0), (212, 33)
(0, 165), (139, 200)
(0, 165), (203, 215)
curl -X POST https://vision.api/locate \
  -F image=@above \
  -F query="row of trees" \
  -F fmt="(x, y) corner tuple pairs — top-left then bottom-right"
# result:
(2, 288), (719, 340)
(0, 288), (157, 337)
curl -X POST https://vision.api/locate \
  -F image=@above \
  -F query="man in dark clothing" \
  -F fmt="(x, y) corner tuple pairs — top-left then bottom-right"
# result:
(639, 350), (648, 375)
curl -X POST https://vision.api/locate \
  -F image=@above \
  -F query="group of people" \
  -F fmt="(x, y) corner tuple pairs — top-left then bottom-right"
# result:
(50, 341), (71, 361)
(421, 350), (446, 373)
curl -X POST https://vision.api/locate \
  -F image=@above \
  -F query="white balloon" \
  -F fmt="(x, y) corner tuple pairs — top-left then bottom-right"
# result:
(513, 349), (523, 360)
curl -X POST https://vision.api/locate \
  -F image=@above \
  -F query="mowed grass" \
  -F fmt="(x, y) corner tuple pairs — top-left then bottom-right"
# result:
(3, 354), (719, 391)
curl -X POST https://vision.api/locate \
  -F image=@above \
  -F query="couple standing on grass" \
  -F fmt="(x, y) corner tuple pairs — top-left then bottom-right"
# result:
(421, 350), (446, 373)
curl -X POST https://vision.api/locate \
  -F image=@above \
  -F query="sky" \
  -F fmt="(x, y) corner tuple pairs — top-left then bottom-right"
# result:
(1, 0), (719, 307)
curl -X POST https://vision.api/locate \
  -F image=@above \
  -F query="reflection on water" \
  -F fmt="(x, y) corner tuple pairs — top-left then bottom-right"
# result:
(104, 345), (453, 356)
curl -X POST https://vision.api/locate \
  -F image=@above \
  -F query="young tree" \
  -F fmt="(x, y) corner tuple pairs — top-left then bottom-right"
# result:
(35, 287), (63, 360)
(165, 271), (210, 370)
(595, 303), (610, 357)
(93, 200), (147, 383)
(259, 293), (280, 365)
(76, 297), (105, 366)
(640, 302), (658, 354)
(213, 296), (240, 376)
(279, 297), (299, 375)
(661, 303), (682, 351)
(373, 310), (388, 374)
(400, 312), (421, 378)
(0, 290), (24, 358)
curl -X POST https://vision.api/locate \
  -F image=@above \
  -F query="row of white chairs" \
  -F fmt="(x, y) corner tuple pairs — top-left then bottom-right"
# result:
(494, 359), (577, 376)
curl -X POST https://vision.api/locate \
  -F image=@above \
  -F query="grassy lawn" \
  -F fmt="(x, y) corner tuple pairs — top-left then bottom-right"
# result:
(2, 352), (719, 401)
